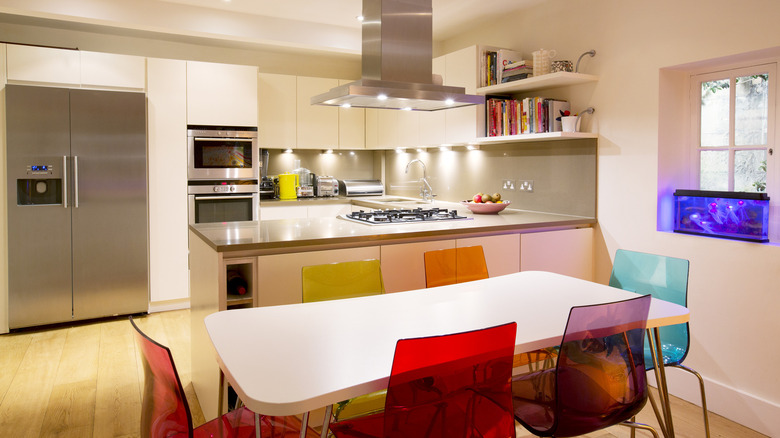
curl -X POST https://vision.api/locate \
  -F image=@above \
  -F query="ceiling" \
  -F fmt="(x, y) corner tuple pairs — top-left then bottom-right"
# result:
(0, 0), (544, 55)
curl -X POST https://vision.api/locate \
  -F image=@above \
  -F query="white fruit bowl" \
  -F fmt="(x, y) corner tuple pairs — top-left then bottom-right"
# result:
(461, 200), (510, 214)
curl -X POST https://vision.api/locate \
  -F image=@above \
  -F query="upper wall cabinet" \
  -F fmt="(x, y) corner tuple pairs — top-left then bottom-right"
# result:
(7, 45), (80, 86)
(187, 61), (258, 127)
(80, 51), (146, 90)
(338, 79), (366, 150)
(6, 45), (145, 90)
(444, 45), (484, 143)
(258, 72), (297, 149)
(296, 76), (339, 149)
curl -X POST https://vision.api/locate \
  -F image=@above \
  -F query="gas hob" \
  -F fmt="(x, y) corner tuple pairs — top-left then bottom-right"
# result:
(342, 207), (472, 225)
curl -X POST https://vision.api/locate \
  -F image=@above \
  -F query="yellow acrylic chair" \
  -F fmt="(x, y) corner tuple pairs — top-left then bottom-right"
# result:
(423, 245), (489, 288)
(302, 259), (385, 303)
(301, 259), (387, 422)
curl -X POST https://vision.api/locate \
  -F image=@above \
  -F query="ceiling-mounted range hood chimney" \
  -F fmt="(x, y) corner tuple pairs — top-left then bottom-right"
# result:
(310, 0), (485, 111)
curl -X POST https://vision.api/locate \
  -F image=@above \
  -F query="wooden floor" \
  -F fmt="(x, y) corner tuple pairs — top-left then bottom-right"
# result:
(0, 309), (767, 438)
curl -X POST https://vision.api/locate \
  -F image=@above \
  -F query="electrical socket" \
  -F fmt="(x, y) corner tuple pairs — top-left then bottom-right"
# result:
(502, 179), (515, 190)
(518, 180), (534, 192)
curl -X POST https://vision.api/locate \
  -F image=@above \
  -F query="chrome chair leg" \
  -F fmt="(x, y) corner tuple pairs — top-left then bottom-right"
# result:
(300, 411), (310, 438)
(669, 364), (711, 438)
(320, 405), (333, 438)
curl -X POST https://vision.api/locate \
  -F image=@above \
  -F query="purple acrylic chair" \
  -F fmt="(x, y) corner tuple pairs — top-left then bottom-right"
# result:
(130, 316), (318, 438)
(328, 322), (517, 438)
(512, 295), (660, 437)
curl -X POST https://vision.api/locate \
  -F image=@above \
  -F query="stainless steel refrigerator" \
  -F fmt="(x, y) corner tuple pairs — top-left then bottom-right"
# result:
(6, 85), (148, 329)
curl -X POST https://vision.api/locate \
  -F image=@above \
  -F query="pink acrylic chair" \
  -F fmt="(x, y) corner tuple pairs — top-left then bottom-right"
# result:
(512, 295), (660, 437)
(130, 316), (318, 438)
(328, 322), (517, 438)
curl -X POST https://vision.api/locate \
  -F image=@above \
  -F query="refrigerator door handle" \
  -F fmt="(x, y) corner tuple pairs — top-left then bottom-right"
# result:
(74, 155), (79, 208)
(63, 155), (68, 208)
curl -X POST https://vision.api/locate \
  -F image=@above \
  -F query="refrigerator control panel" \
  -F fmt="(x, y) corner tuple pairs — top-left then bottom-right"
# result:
(27, 164), (53, 175)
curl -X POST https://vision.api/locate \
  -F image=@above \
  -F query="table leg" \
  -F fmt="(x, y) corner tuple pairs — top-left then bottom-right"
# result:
(300, 411), (310, 438)
(218, 370), (226, 415)
(320, 405), (333, 438)
(647, 327), (676, 438)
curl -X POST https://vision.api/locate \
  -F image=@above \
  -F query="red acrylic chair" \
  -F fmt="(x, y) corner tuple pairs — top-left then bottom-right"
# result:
(423, 245), (489, 288)
(512, 295), (660, 438)
(130, 316), (318, 438)
(328, 322), (517, 438)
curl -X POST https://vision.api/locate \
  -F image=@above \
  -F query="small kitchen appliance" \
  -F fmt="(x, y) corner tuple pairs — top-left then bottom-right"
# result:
(315, 176), (339, 197)
(187, 126), (259, 181)
(339, 179), (385, 197)
(278, 173), (298, 200)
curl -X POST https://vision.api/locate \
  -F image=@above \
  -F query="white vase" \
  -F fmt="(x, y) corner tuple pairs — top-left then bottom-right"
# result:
(561, 116), (580, 132)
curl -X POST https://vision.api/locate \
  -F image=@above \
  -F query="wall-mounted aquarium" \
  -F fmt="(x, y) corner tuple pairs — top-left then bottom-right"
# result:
(673, 190), (770, 242)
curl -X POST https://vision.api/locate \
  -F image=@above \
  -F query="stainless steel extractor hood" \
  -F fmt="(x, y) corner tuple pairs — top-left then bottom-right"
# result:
(311, 0), (485, 111)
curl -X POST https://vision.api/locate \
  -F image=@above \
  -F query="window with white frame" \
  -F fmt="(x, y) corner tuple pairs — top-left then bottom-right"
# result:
(691, 64), (775, 192)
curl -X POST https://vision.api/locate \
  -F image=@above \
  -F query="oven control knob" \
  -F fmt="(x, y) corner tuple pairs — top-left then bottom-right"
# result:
(231, 186), (236, 192)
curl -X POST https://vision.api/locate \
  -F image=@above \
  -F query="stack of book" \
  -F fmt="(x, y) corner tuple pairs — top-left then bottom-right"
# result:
(486, 97), (570, 137)
(501, 60), (533, 83)
(481, 48), (524, 87)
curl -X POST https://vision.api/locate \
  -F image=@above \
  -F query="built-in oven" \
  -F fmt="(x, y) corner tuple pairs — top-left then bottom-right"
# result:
(187, 125), (259, 180)
(188, 180), (259, 224)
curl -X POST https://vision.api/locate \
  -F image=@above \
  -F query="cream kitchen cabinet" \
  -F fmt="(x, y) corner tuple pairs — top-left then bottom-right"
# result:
(80, 51), (146, 90)
(6, 44), (80, 86)
(296, 76), (339, 149)
(186, 61), (258, 127)
(0, 43), (7, 334)
(444, 45), (484, 143)
(6, 45), (145, 90)
(258, 72), (297, 148)
(380, 240), (456, 292)
(338, 79), (366, 149)
(257, 247), (381, 306)
(520, 227), (593, 281)
(147, 58), (190, 306)
(457, 234), (520, 277)
(418, 56), (447, 147)
(365, 108), (398, 149)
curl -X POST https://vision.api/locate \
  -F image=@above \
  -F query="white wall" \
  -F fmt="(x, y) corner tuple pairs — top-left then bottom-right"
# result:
(442, 0), (780, 435)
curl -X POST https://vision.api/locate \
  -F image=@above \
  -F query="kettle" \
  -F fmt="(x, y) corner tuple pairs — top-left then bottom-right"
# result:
(278, 173), (298, 200)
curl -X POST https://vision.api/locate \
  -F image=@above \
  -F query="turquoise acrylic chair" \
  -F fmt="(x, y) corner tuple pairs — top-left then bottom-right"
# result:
(609, 249), (710, 438)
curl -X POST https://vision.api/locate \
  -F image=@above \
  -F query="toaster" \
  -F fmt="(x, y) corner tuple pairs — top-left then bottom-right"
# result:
(315, 176), (339, 197)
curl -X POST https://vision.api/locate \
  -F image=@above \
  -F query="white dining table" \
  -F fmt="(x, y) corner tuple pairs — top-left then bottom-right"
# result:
(204, 270), (689, 437)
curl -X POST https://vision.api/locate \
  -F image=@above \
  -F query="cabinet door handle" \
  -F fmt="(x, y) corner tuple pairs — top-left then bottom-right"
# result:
(194, 195), (255, 201)
(74, 156), (79, 208)
(63, 155), (68, 208)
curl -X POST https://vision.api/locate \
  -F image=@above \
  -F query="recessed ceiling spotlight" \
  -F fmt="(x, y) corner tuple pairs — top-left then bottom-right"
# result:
(445, 98), (455, 106)
(401, 107), (412, 111)
(356, 15), (365, 21)
(377, 94), (388, 101)
(341, 103), (352, 108)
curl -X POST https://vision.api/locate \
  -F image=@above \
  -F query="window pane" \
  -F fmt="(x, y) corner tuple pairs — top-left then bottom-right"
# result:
(700, 150), (729, 190)
(700, 79), (730, 147)
(734, 149), (767, 192)
(735, 74), (769, 146)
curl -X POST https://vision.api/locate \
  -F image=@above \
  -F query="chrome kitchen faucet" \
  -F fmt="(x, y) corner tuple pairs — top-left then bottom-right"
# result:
(405, 159), (435, 203)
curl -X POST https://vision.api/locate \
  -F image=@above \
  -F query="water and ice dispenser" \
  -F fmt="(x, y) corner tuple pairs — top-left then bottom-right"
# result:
(17, 164), (63, 206)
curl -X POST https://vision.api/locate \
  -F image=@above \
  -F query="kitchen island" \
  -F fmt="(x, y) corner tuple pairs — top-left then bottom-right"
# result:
(190, 197), (595, 420)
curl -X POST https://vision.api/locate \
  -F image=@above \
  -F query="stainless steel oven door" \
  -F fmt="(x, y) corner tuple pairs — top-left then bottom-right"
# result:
(188, 191), (259, 224)
(187, 127), (258, 180)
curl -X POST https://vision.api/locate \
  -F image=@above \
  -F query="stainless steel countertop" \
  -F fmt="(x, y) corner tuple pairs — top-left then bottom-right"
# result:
(191, 197), (596, 254)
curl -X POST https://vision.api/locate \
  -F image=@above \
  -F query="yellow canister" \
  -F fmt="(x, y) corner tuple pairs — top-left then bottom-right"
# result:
(278, 173), (299, 200)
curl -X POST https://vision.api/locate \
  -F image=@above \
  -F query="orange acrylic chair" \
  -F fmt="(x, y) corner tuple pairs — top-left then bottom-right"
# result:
(130, 316), (318, 438)
(328, 322), (518, 438)
(423, 245), (489, 288)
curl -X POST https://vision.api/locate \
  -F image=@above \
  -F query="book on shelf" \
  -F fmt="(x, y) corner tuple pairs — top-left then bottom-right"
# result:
(496, 49), (523, 83)
(486, 96), (570, 137)
(481, 47), (525, 87)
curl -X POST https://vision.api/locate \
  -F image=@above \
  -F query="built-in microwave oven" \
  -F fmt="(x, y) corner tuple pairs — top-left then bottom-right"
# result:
(187, 126), (259, 181)
(187, 180), (259, 224)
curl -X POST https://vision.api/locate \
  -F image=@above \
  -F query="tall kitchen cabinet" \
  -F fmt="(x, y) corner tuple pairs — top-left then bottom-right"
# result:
(186, 61), (258, 127)
(0, 43), (7, 333)
(6, 85), (148, 329)
(147, 58), (190, 306)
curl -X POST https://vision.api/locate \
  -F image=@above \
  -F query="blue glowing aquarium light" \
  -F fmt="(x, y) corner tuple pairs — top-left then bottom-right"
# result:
(673, 190), (770, 242)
